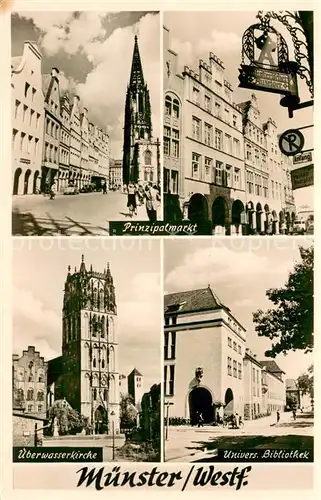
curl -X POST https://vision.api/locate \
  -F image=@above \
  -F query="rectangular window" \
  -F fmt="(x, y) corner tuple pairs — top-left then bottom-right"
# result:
(215, 101), (221, 118)
(170, 331), (176, 359)
(225, 108), (230, 123)
(252, 367), (256, 382)
(228, 337), (232, 347)
(192, 153), (200, 179)
(233, 138), (240, 157)
(204, 157), (212, 181)
(225, 134), (232, 154)
(233, 114), (237, 127)
(15, 99), (21, 119)
(233, 360), (237, 378)
(215, 160), (223, 185)
(169, 365), (175, 395)
(192, 87), (200, 106)
(215, 129), (222, 150)
(238, 345), (241, 355)
(233, 341), (237, 351)
(204, 94), (211, 112)
(227, 356), (232, 376)
(164, 331), (169, 359)
(234, 168), (240, 188)
(204, 123), (213, 146)
(192, 116), (201, 141)
(164, 168), (170, 193)
(164, 137), (170, 156)
(171, 170), (178, 194)
(172, 139), (179, 158)
(226, 165), (232, 188)
(238, 362), (242, 380)
(246, 144), (252, 161)
(164, 126), (171, 137)
(263, 177), (268, 197)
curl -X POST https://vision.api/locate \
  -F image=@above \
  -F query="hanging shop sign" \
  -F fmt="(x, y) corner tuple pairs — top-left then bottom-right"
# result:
(291, 164), (313, 190)
(279, 129), (305, 156)
(293, 151), (313, 164)
(239, 18), (299, 106)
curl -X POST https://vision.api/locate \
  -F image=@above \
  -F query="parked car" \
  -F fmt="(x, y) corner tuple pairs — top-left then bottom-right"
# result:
(292, 220), (306, 235)
(64, 186), (79, 195)
(306, 223), (314, 235)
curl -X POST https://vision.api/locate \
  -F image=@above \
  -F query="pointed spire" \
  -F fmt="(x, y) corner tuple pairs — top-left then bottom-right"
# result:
(68, 265), (71, 274)
(80, 254), (86, 274)
(129, 35), (144, 88)
(106, 262), (113, 284)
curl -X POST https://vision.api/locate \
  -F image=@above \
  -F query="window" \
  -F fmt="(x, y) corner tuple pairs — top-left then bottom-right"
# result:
(227, 357), (232, 376)
(204, 123), (213, 146)
(246, 170), (254, 194)
(93, 358), (96, 368)
(254, 149), (259, 166)
(27, 405), (33, 412)
(204, 94), (212, 112)
(225, 108), (230, 123)
(233, 114), (237, 127)
(144, 150), (152, 165)
(238, 345), (241, 355)
(271, 180), (275, 198)
(23, 104), (28, 122)
(252, 367), (256, 382)
(204, 157), (212, 180)
(225, 134), (232, 154)
(164, 136), (170, 156)
(192, 153), (200, 179)
(171, 170), (178, 194)
(12, 128), (18, 148)
(37, 391), (44, 401)
(165, 96), (171, 116)
(228, 337), (232, 347)
(20, 132), (26, 151)
(165, 364), (175, 395)
(15, 99), (21, 119)
(27, 389), (34, 400)
(246, 144), (252, 161)
(30, 109), (35, 127)
(233, 360), (237, 377)
(36, 113), (41, 128)
(233, 341), (237, 351)
(215, 160), (223, 185)
(170, 331), (176, 359)
(215, 129), (222, 150)
(172, 129), (179, 158)
(24, 82), (30, 98)
(238, 362), (242, 380)
(27, 135), (32, 154)
(263, 177), (268, 197)
(38, 405), (43, 412)
(192, 87), (200, 106)
(173, 99), (179, 118)
(93, 388), (97, 400)
(226, 165), (232, 187)
(164, 168), (170, 193)
(32, 88), (36, 101)
(192, 116), (201, 141)
(233, 138), (240, 157)
(215, 101), (221, 118)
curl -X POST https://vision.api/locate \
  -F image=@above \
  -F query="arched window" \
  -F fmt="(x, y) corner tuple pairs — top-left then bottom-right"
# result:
(165, 95), (172, 116)
(144, 150), (152, 166)
(104, 389), (108, 401)
(109, 346), (115, 372)
(93, 358), (96, 368)
(173, 98), (180, 118)
(37, 391), (44, 401)
(17, 388), (24, 401)
(27, 389), (34, 400)
(102, 359), (105, 369)
(101, 316), (105, 338)
(93, 388), (97, 400)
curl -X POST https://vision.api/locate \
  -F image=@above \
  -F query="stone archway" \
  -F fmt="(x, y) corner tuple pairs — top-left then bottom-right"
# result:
(271, 210), (278, 234)
(189, 387), (214, 425)
(279, 211), (284, 233)
(33, 170), (40, 194)
(256, 203), (263, 233)
(13, 168), (22, 195)
(23, 169), (32, 195)
(224, 388), (234, 415)
(212, 196), (228, 231)
(246, 201), (254, 234)
(188, 193), (208, 223)
(231, 199), (245, 234)
(264, 204), (270, 233)
(94, 405), (107, 434)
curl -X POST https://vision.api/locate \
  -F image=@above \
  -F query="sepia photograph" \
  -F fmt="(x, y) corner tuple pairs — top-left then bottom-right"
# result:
(12, 238), (161, 463)
(163, 11), (313, 235)
(163, 238), (313, 462)
(11, 11), (161, 236)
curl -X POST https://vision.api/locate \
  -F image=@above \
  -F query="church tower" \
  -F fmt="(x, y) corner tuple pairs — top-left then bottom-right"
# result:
(122, 35), (159, 186)
(61, 255), (120, 433)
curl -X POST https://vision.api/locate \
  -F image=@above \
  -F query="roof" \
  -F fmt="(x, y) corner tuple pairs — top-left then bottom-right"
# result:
(260, 360), (285, 375)
(11, 56), (22, 69)
(129, 368), (143, 377)
(42, 74), (52, 99)
(286, 378), (298, 390)
(164, 286), (229, 315)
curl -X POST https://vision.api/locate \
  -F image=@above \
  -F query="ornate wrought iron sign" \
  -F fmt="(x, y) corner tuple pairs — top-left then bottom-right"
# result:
(239, 15), (300, 106)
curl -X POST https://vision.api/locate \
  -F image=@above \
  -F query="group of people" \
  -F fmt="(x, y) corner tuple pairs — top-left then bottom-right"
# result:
(126, 182), (160, 221)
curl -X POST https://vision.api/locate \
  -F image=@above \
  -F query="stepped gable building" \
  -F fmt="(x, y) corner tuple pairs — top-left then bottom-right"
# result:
(12, 41), (44, 196)
(51, 255), (120, 433)
(164, 286), (246, 424)
(122, 36), (159, 186)
(12, 346), (47, 417)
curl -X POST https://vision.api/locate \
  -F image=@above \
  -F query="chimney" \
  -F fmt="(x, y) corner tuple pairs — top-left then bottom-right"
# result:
(51, 67), (59, 79)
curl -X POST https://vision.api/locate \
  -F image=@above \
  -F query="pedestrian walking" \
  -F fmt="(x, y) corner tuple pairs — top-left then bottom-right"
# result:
(197, 412), (204, 428)
(49, 181), (57, 200)
(292, 409), (297, 420)
(276, 410), (280, 423)
(102, 181), (107, 194)
(144, 183), (159, 222)
(127, 183), (137, 216)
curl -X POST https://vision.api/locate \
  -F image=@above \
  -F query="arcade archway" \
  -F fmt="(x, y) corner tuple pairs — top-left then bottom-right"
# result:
(189, 387), (213, 425)
(224, 388), (234, 415)
(231, 200), (245, 233)
(13, 168), (22, 195)
(23, 169), (32, 195)
(212, 196), (228, 228)
(256, 203), (263, 233)
(188, 194), (208, 223)
(94, 405), (107, 434)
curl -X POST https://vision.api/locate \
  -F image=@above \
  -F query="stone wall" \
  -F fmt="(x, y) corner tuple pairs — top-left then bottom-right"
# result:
(13, 412), (45, 446)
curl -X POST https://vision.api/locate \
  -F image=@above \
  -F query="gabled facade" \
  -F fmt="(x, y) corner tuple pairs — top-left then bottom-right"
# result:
(12, 42), (44, 195)
(80, 108), (90, 187)
(122, 36), (159, 186)
(59, 92), (71, 191)
(41, 68), (62, 190)
(69, 95), (82, 187)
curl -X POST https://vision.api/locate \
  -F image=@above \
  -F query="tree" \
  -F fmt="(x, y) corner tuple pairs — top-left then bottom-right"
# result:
(253, 246), (313, 357)
(297, 364), (314, 399)
(286, 394), (298, 409)
(48, 399), (86, 435)
(120, 394), (138, 430)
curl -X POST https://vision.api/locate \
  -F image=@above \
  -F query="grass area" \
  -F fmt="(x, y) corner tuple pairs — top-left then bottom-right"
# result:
(115, 442), (160, 462)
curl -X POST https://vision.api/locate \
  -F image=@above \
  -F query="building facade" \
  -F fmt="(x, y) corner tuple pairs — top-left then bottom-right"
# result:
(59, 93), (71, 192)
(109, 159), (123, 189)
(243, 349), (263, 419)
(122, 36), (160, 186)
(12, 345), (47, 417)
(260, 361), (285, 414)
(164, 286), (246, 424)
(12, 42), (44, 195)
(52, 256), (120, 433)
(128, 368), (144, 410)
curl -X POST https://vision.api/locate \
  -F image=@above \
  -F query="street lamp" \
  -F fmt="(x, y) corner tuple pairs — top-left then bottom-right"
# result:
(111, 410), (115, 460)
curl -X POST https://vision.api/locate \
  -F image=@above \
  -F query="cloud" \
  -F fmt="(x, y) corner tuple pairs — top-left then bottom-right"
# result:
(233, 298), (254, 308)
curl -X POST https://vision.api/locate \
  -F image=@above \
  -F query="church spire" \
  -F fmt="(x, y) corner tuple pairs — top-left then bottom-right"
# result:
(129, 35), (144, 89)
(79, 254), (86, 274)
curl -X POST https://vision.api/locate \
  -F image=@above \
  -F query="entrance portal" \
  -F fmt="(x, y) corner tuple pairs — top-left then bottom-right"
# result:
(224, 388), (234, 415)
(212, 196), (228, 228)
(189, 387), (213, 425)
(188, 194), (208, 223)
(94, 405), (107, 434)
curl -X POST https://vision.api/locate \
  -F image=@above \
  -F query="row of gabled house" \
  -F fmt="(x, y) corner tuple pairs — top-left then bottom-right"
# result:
(11, 41), (109, 196)
(163, 26), (297, 235)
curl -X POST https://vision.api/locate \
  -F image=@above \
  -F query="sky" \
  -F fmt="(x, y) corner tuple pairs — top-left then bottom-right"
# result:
(11, 11), (160, 159)
(164, 11), (313, 209)
(164, 237), (313, 380)
(12, 238), (161, 392)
